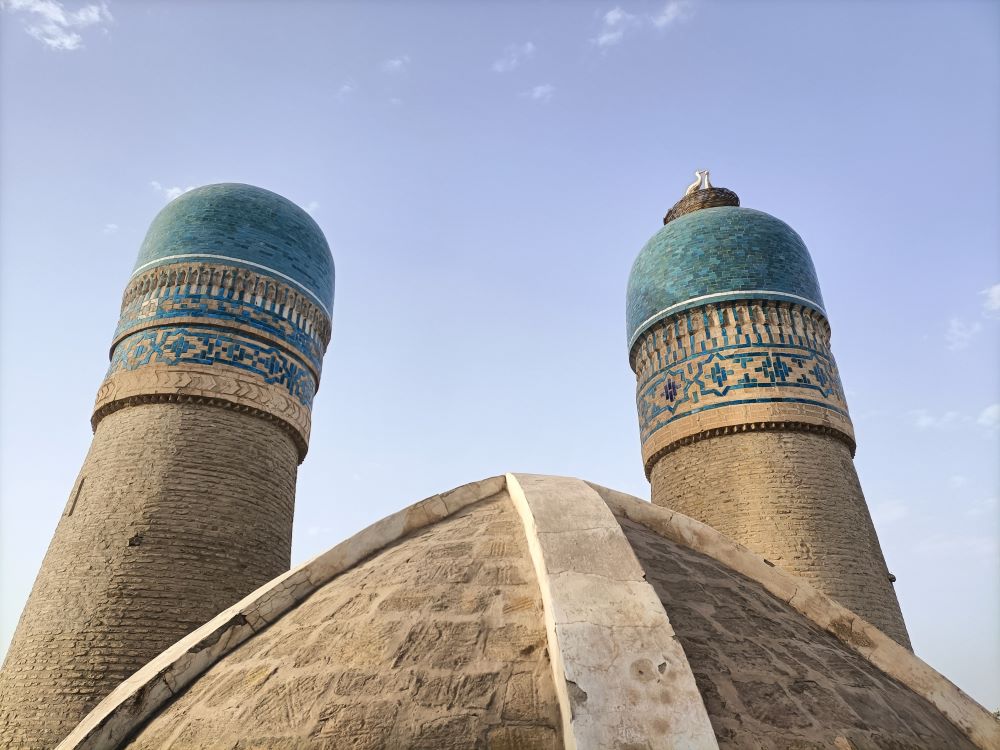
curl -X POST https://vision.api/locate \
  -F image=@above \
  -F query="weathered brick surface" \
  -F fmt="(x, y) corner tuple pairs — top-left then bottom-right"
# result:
(650, 430), (910, 648)
(621, 518), (977, 749)
(0, 403), (298, 749)
(122, 493), (562, 749)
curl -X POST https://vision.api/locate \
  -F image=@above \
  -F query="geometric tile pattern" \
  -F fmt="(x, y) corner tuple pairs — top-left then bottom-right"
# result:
(633, 300), (854, 464)
(115, 285), (326, 376)
(108, 326), (316, 407)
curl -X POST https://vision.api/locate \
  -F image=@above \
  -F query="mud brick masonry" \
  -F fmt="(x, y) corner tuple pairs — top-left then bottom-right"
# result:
(1, 178), (996, 750)
(626, 185), (909, 647)
(0, 184), (335, 748)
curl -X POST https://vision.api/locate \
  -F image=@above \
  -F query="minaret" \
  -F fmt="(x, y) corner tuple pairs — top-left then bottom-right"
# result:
(0, 184), (335, 747)
(626, 173), (910, 648)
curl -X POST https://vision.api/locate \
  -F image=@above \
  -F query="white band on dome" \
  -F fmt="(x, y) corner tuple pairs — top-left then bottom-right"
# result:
(628, 289), (826, 351)
(130, 252), (332, 317)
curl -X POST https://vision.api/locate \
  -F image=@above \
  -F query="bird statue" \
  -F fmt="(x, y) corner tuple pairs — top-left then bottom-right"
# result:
(685, 169), (712, 196)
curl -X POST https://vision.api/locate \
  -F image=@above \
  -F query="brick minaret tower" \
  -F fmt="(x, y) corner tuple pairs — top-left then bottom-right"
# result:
(0, 184), (335, 747)
(626, 173), (910, 648)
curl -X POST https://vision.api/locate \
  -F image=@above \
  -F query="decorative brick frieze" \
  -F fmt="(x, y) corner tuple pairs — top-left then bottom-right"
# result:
(632, 301), (853, 472)
(93, 261), (330, 451)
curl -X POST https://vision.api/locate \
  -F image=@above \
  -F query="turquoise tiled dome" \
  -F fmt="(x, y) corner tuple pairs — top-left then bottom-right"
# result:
(133, 183), (335, 315)
(626, 206), (824, 349)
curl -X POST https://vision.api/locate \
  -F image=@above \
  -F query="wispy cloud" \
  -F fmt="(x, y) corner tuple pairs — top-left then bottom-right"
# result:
(381, 55), (410, 74)
(872, 499), (908, 526)
(652, 0), (694, 28)
(945, 316), (982, 350)
(977, 403), (999, 431)
(592, 2), (694, 48)
(492, 41), (535, 73)
(2, 0), (112, 51)
(916, 533), (998, 561)
(966, 496), (998, 518)
(150, 181), (196, 202)
(102, 222), (118, 234)
(949, 474), (968, 489)
(304, 201), (319, 215)
(337, 82), (356, 99)
(982, 282), (1000, 318)
(592, 6), (636, 47)
(521, 83), (555, 103)
(909, 409), (968, 430)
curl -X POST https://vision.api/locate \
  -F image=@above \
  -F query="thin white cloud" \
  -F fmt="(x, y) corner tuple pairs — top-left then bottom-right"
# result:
(521, 84), (554, 103)
(949, 474), (969, 489)
(150, 180), (197, 202)
(492, 41), (535, 73)
(305, 201), (319, 215)
(591, 2), (694, 48)
(337, 82), (356, 98)
(915, 533), (998, 561)
(872, 499), (908, 526)
(652, 0), (694, 28)
(592, 6), (636, 47)
(381, 55), (410, 74)
(977, 403), (1000, 431)
(981, 282), (1000, 318)
(945, 317), (982, 350)
(908, 409), (969, 430)
(2, 0), (112, 51)
(966, 496), (998, 518)
(102, 222), (118, 234)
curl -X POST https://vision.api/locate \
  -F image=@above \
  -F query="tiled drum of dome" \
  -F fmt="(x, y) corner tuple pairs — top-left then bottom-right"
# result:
(626, 207), (853, 468)
(93, 184), (335, 453)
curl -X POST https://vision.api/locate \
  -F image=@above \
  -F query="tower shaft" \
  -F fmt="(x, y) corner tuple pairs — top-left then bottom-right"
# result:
(627, 184), (910, 649)
(0, 184), (335, 747)
(0, 405), (298, 748)
(635, 301), (910, 648)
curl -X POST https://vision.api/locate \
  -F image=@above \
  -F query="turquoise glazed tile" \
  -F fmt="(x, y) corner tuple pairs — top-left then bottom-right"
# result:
(626, 207), (823, 349)
(133, 184), (335, 315)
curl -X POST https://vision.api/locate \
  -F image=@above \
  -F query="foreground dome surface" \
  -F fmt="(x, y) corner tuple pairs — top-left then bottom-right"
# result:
(62, 475), (995, 750)
(132, 183), (335, 314)
(627, 206), (825, 349)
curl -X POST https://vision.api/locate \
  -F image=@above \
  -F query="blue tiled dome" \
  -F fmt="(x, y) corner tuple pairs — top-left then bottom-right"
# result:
(626, 206), (824, 349)
(133, 183), (335, 315)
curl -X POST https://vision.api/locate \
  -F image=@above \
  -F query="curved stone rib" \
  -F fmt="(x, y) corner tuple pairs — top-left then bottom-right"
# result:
(587, 482), (1000, 750)
(506, 473), (719, 750)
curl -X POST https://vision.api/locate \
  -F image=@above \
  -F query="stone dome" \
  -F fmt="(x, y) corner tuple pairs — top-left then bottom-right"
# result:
(61, 475), (994, 750)
(132, 183), (335, 316)
(627, 206), (825, 350)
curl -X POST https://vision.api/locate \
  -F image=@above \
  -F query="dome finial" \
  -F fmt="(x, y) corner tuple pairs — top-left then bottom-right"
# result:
(684, 169), (712, 196)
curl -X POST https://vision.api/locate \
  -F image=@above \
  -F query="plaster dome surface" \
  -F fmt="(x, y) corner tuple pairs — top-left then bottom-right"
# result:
(626, 206), (824, 350)
(132, 183), (335, 315)
(63, 476), (990, 750)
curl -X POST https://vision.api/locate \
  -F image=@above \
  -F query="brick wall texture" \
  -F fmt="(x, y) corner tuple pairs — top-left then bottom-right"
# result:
(650, 430), (911, 648)
(0, 402), (299, 749)
(621, 517), (974, 748)
(122, 492), (563, 750)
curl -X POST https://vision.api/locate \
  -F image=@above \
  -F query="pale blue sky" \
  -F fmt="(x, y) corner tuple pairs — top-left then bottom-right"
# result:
(2, 0), (998, 708)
